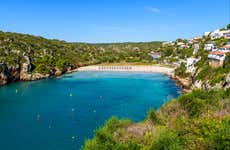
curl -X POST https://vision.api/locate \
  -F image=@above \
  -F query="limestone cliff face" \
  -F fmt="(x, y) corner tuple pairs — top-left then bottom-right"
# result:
(0, 63), (8, 85)
(192, 80), (203, 89)
(0, 56), (76, 85)
(223, 72), (230, 88)
(0, 63), (20, 85)
(20, 63), (32, 80)
(19, 54), (50, 81)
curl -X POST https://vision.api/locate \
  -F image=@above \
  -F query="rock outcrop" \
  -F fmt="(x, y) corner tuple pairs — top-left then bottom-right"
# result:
(0, 55), (76, 85)
(223, 72), (230, 88)
(20, 54), (32, 80)
(0, 63), (9, 85)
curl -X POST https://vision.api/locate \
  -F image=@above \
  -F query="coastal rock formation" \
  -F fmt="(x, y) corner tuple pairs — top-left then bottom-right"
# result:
(0, 63), (8, 85)
(174, 76), (191, 91)
(226, 73), (230, 83)
(20, 54), (32, 80)
(20, 63), (32, 80)
(54, 68), (62, 76)
(31, 73), (49, 80)
(0, 63), (20, 85)
(223, 72), (230, 88)
(0, 54), (56, 85)
(192, 80), (203, 89)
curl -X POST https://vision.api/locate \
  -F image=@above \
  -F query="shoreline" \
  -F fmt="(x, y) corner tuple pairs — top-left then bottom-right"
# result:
(77, 65), (191, 93)
(77, 65), (175, 76)
(1, 64), (191, 93)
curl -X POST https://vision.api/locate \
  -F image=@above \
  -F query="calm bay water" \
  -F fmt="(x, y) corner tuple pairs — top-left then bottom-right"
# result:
(0, 71), (181, 150)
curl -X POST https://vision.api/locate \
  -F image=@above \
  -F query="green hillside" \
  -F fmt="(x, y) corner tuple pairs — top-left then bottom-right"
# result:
(0, 31), (162, 85)
(83, 89), (230, 150)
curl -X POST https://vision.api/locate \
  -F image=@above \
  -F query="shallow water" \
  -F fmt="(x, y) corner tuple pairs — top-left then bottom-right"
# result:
(0, 71), (181, 150)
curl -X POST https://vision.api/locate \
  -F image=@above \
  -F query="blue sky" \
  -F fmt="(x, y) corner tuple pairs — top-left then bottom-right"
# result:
(0, 0), (229, 43)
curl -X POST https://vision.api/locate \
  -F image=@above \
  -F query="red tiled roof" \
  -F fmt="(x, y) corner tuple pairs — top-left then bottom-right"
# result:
(223, 45), (230, 48)
(209, 51), (227, 55)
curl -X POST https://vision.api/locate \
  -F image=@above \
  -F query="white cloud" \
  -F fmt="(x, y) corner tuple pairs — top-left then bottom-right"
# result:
(145, 6), (160, 13)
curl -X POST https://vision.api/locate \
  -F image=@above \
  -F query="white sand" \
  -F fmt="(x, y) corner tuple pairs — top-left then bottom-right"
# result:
(77, 65), (174, 76)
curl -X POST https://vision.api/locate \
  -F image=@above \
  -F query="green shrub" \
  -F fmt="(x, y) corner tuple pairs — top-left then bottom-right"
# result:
(34, 64), (50, 74)
(150, 127), (182, 150)
(83, 117), (132, 150)
(175, 63), (189, 78)
(147, 108), (161, 124)
(210, 117), (230, 150)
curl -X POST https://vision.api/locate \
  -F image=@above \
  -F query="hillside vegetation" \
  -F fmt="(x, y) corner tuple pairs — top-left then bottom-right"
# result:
(83, 89), (230, 150)
(83, 25), (230, 150)
(0, 31), (162, 85)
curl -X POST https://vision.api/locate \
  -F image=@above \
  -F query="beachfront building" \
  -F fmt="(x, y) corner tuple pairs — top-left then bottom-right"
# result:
(208, 51), (227, 68)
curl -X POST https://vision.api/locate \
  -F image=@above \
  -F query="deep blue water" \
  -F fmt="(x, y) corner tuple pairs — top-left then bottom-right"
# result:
(0, 71), (181, 150)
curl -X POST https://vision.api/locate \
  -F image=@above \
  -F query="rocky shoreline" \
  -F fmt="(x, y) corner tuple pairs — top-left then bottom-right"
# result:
(0, 62), (79, 86)
(3, 63), (222, 94)
(0, 63), (192, 94)
(171, 75), (192, 93)
(0, 64), (176, 86)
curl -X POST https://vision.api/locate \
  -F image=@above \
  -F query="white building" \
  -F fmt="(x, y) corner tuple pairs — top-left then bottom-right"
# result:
(218, 45), (230, 52)
(193, 44), (199, 55)
(204, 43), (216, 51)
(227, 39), (230, 45)
(223, 30), (230, 39)
(177, 42), (185, 46)
(186, 57), (199, 73)
(210, 29), (230, 39)
(149, 52), (161, 61)
(176, 42), (189, 49)
(179, 44), (189, 49)
(162, 41), (175, 46)
(208, 51), (227, 68)
(204, 32), (211, 36)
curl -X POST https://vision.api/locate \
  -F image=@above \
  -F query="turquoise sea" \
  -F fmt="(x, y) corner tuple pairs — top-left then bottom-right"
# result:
(0, 71), (181, 150)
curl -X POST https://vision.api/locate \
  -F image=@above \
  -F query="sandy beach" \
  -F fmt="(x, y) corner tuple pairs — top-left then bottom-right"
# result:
(77, 65), (175, 76)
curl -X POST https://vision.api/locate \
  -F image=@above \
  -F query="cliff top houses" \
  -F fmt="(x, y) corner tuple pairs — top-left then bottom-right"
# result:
(205, 29), (230, 39)
(208, 51), (227, 68)
(204, 43), (216, 51)
(207, 44), (230, 68)
(204, 27), (230, 68)
(161, 26), (230, 69)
